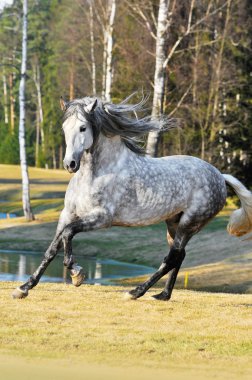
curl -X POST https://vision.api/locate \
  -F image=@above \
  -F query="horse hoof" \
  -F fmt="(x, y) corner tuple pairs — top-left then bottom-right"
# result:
(124, 291), (137, 300)
(12, 287), (28, 299)
(71, 266), (85, 287)
(151, 291), (170, 301)
(124, 289), (141, 300)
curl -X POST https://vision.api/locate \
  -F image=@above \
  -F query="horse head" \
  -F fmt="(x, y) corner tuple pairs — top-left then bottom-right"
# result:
(61, 97), (97, 173)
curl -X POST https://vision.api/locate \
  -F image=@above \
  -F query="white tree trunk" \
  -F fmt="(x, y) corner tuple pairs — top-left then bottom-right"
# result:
(90, 4), (96, 95)
(146, 0), (169, 157)
(35, 109), (40, 167)
(9, 73), (15, 133)
(210, 0), (231, 142)
(19, 0), (34, 221)
(103, 0), (116, 102)
(2, 69), (8, 124)
(33, 62), (45, 154)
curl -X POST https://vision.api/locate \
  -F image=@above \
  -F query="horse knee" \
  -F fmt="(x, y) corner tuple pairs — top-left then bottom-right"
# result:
(62, 226), (74, 242)
(45, 249), (57, 261)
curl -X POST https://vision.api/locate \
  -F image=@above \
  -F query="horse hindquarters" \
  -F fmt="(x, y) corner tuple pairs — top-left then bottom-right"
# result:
(126, 174), (227, 301)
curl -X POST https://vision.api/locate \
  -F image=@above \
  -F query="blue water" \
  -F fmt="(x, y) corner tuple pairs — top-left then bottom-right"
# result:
(0, 213), (16, 219)
(0, 249), (154, 285)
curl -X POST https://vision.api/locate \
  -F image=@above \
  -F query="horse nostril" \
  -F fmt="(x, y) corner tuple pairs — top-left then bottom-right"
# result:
(70, 161), (76, 169)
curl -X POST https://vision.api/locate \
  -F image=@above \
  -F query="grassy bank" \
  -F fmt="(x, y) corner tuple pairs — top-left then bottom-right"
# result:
(0, 282), (252, 380)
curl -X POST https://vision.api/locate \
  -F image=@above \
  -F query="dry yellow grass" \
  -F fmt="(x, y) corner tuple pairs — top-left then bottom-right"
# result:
(0, 282), (251, 380)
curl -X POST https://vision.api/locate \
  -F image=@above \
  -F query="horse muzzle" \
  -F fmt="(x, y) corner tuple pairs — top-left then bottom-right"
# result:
(63, 158), (80, 173)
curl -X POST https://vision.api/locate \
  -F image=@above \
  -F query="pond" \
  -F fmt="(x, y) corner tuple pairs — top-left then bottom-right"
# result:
(0, 213), (17, 219)
(0, 250), (154, 285)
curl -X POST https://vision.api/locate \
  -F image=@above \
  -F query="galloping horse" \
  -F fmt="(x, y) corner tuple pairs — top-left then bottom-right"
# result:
(13, 96), (252, 301)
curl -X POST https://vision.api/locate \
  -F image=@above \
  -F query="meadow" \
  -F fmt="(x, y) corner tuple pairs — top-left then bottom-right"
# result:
(0, 164), (252, 380)
(0, 283), (252, 380)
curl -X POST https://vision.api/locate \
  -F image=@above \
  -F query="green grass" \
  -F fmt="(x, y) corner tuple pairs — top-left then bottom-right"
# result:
(0, 164), (69, 216)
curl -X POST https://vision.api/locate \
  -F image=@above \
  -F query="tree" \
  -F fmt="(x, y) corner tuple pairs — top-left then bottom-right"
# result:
(146, 0), (169, 157)
(18, 0), (34, 221)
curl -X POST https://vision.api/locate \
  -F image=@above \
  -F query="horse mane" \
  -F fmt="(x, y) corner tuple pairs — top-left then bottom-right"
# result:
(63, 94), (175, 155)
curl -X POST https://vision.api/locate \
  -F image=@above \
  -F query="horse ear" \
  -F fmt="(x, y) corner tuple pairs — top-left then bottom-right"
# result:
(84, 99), (97, 114)
(60, 97), (67, 111)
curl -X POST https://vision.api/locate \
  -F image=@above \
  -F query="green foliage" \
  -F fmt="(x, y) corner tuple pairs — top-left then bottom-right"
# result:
(0, 125), (19, 164)
(0, 0), (251, 185)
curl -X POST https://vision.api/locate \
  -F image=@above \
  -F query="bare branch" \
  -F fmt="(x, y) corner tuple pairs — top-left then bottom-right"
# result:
(174, 37), (222, 54)
(163, 0), (229, 68)
(126, 2), (157, 40)
(168, 84), (192, 117)
(186, 0), (195, 34)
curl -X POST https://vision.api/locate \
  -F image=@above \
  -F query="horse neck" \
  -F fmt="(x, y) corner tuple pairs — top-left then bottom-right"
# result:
(81, 134), (129, 174)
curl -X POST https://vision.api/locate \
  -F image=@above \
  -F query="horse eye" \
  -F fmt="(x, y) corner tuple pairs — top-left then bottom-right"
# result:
(80, 126), (86, 132)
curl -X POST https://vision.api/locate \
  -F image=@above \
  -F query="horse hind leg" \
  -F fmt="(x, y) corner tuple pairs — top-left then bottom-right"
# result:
(125, 214), (183, 300)
(126, 213), (209, 301)
(152, 219), (185, 301)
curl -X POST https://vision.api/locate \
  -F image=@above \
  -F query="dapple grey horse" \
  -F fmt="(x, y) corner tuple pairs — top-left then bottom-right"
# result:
(13, 96), (252, 301)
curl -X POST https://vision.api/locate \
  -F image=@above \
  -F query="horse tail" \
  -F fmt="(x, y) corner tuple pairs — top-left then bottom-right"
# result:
(223, 174), (252, 239)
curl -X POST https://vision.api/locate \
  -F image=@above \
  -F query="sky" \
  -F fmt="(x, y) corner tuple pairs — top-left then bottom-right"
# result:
(0, 0), (13, 11)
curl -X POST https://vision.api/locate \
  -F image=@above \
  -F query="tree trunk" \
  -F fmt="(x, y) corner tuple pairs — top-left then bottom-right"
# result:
(18, 0), (34, 221)
(146, 0), (169, 157)
(52, 146), (57, 169)
(69, 57), (74, 101)
(59, 144), (63, 169)
(33, 61), (45, 155)
(9, 73), (15, 133)
(90, 4), (96, 95)
(2, 69), (9, 125)
(102, 0), (116, 101)
(35, 109), (40, 167)
(210, 0), (231, 142)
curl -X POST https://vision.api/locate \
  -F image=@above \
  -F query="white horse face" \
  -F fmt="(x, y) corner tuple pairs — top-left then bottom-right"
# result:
(62, 100), (97, 173)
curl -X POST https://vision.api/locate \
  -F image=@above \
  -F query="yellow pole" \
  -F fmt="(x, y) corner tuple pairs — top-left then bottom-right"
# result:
(184, 272), (189, 289)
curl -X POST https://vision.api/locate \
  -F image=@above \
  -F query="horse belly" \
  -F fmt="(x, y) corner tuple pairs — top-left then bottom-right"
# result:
(112, 189), (185, 227)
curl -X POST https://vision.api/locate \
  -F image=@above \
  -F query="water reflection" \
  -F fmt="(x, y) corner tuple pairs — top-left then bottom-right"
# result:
(0, 212), (17, 219)
(0, 250), (154, 285)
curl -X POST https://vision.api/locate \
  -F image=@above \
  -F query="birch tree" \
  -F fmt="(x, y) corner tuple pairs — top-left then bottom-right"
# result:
(130, 0), (230, 157)
(89, 2), (96, 95)
(19, 0), (34, 221)
(2, 68), (9, 125)
(146, 0), (169, 157)
(32, 60), (45, 166)
(96, 0), (116, 101)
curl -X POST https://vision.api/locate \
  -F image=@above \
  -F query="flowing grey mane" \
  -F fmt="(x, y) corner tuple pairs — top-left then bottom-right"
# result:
(63, 95), (173, 154)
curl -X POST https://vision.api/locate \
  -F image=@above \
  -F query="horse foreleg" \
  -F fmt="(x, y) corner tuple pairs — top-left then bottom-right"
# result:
(61, 209), (112, 287)
(62, 232), (85, 287)
(12, 234), (62, 299)
(12, 208), (74, 299)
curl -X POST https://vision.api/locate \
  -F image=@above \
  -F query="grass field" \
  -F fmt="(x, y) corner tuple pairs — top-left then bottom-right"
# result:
(0, 164), (252, 379)
(0, 282), (252, 380)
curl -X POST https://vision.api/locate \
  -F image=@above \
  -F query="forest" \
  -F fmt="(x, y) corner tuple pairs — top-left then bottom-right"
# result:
(0, 0), (252, 185)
